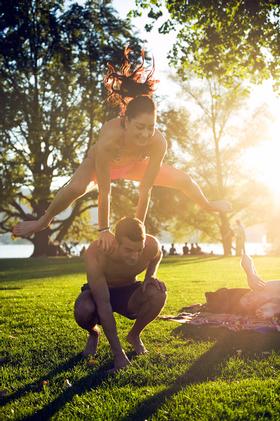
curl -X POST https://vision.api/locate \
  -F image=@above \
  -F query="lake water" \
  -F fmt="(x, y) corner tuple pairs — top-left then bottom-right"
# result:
(0, 242), (270, 259)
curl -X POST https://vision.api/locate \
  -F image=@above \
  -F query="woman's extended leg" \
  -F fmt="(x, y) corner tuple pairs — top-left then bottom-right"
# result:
(122, 160), (231, 213)
(13, 153), (96, 237)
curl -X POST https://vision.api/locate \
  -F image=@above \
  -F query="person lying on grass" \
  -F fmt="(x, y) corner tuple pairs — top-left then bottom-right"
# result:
(240, 254), (280, 319)
(74, 216), (166, 371)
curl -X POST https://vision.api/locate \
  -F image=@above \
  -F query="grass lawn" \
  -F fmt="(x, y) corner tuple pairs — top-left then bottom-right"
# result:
(0, 255), (280, 420)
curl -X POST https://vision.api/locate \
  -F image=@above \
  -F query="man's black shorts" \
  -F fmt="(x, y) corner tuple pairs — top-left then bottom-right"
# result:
(81, 281), (143, 320)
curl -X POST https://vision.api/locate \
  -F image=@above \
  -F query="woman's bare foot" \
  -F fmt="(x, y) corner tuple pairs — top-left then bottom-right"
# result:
(127, 332), (148, 355)
(13, 218), (49, 237)
(83, 327), (100, 357)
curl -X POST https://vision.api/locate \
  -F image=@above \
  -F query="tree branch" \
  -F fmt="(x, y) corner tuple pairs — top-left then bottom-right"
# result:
(10, 200), (29, 219)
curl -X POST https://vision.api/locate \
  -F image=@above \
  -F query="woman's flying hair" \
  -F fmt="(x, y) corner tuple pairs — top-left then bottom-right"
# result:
(104, 47), (158, 115)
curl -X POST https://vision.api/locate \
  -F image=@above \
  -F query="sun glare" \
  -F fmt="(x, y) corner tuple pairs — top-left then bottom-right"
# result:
(248, 119), (280, 202)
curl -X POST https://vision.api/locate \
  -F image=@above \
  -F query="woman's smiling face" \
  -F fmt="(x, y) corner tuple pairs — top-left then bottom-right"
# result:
(125, 113), (156, 147)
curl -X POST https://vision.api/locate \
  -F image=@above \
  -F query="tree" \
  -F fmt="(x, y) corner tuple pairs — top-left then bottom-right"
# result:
(129, 0), (279, 253)
(148, 77), (272, 255)
(0, 0), (140, 256)
(134, 0), (280, 89)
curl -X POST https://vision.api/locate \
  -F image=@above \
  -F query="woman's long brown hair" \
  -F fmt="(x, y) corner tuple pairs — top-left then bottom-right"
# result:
(104, 47), (158, 115)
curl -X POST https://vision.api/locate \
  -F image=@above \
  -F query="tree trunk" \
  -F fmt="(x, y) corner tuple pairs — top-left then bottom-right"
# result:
(31, 227), (68, 257)
(220, 214), (233, 256)
(31, 228), (51, 257)
(54, 200), (82, 244)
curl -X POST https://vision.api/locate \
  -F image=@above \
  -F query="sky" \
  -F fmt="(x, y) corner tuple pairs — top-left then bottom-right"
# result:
(111, 0), (176, 69)
(112, 0), (179, 98)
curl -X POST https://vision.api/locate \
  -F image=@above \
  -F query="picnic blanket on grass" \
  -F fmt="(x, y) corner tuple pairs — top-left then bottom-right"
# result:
(159, 304), (280, 333)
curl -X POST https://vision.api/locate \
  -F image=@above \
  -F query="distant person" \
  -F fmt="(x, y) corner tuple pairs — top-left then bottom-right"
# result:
(161, 245), (167, 257)
(169, 243), (177, 256)
(224, 225), (235, 256)
(74, 217), (166, 371)
(182, 242), (189, 256)
(190, 243), (196, 255)
(80, 246), (86, 256)
(195, 242), (202, 255)
(235, 219), (246, 256)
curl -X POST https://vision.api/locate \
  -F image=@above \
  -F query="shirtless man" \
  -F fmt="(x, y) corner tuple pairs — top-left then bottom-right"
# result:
(74, 217), (167, 371)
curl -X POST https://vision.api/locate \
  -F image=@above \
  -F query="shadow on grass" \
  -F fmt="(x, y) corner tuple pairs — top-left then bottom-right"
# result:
(1, 351), (135, 420)
(0, 256), (225, 283)
(0, 257), (84, 282)
(20, 365), (113, 421)
(0, 353), (84, 407)
(122, 326), (280, 421)
(161, 255), (224, 266)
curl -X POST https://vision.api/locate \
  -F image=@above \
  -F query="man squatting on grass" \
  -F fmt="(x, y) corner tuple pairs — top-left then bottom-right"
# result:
(74, 217), (167, 371)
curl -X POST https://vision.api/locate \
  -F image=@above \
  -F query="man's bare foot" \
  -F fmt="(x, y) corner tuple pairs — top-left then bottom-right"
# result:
(112, 351), (131, 372)
(13, 218), (49, 237)
(127, 332), (148, 355)
(82, 327), (100, 357)
(209, 200), (232, 213)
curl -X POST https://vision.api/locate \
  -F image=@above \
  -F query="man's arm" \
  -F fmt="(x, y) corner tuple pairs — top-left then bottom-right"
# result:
(143, 238), (166, 292)
(85, 244), (130, 369)
(136, 134), (166, 222)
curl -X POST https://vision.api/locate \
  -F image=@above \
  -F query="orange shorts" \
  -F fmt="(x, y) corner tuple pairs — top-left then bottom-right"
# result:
(90, 156), (184, 189)
(109, 159), (185, 190)
(109, 159), (148, 180)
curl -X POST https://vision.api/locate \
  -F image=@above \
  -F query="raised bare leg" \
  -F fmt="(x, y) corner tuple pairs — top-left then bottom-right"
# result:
(241, 254), (256, 275)
(13, 154), (96, 237)
(241, 254), (265, 290)
(122, 161), (231, 213)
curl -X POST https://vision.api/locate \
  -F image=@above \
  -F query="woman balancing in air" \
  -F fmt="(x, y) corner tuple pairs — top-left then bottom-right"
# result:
(13, 48), (231, 250)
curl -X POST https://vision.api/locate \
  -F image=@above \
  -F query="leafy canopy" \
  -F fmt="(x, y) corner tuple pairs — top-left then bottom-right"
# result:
(134, 0), (280, 89)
